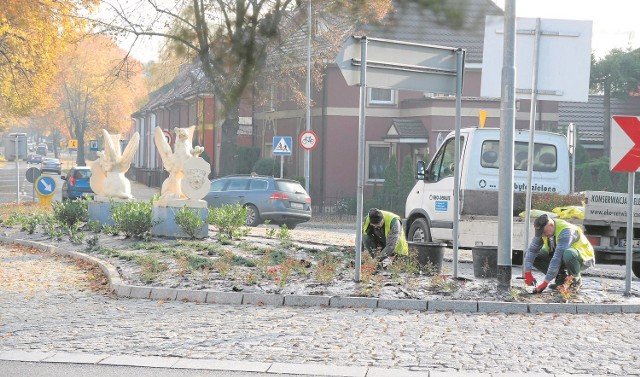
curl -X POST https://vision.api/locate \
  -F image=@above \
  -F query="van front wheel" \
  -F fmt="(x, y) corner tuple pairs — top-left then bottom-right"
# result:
(408, 218), (432, 243)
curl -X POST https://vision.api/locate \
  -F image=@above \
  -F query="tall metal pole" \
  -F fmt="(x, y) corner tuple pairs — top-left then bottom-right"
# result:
(15, 135), (20, 204)
(497, 0), (516, 291)
(304, 0), (311, 192)
(522, 18), (541, 274)
(570, 124), (576, 193)
(354, 36), (368, 283)
(452, 48), (464, 278)
(625, 172), (634, 295)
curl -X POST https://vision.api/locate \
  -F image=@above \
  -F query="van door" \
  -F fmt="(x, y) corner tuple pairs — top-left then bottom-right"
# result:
(423, 136), (463, 241)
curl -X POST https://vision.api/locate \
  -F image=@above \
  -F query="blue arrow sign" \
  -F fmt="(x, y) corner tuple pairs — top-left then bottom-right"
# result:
(35, 175), (57, 196)
(272, 136), (292, 156)
(89, 140), (99, 151)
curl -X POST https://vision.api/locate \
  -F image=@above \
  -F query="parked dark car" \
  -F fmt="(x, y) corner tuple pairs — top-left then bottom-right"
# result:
(27, 154), (43, 164)
(61, 167), (93, 200)
(204, 174), (311, 229)
(40, 158), (61, 175)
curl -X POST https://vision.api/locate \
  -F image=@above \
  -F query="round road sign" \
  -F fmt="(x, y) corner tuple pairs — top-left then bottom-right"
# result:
(299, 130), (318, 150)
(35, 175), (57, 197)
(26, 167), (41, 184)
(162, 129), (173, 145)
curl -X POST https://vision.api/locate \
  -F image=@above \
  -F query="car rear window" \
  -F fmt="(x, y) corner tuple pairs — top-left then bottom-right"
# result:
(74, 170), (91, 179)
(275, 180), (306, 193)
(249, 179), (268, 191)
(227, 179), (249, 191)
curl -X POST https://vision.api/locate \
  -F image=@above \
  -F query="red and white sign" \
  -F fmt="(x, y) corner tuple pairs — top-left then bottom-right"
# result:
(162, 129), (173, 145)
(611, 116), (640, 172)
(299, 130), (318, 150)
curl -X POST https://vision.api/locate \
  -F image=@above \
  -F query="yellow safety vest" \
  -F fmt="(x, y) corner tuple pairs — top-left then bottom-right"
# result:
(363, 210), (409, 256)
(542, 218), (595, 262)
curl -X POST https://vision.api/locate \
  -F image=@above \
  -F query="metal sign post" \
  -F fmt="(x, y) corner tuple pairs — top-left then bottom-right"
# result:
(15, 135), (19, 204)
(610, 115), (640, 295)
(272, 136), (292, 178)
(336, 35), (464, 282)
(353, 36), (368, 282)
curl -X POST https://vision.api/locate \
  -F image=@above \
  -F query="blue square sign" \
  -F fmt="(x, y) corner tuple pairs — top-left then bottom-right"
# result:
(272, 136), (292, 156)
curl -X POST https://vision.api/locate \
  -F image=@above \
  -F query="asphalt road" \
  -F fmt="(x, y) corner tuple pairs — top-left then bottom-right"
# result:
(0, 156), (71, 204)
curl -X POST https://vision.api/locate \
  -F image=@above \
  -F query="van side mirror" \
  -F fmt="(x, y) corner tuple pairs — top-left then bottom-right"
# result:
(416, 160), (425, 180)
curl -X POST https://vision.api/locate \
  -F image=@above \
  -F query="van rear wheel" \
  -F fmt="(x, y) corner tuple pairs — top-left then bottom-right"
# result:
(633, 262), (640, 279)
(408, 218), (432, 243)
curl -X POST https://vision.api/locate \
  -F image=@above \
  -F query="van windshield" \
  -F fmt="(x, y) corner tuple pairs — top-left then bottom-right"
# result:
(480, 140), (557, 172)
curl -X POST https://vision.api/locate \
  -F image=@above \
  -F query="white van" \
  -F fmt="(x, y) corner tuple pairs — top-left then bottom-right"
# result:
(404, 127), (570, 249)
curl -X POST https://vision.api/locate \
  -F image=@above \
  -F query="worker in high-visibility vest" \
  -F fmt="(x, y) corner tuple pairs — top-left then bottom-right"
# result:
(524, 214), (595, 293)
(362, 208), (408, 265)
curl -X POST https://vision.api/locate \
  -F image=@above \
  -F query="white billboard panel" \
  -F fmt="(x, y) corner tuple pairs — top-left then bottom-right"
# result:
(480, 16), (592, 102)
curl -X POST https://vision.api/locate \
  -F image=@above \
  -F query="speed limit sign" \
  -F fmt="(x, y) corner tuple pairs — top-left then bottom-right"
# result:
(299, 130), (318, 150)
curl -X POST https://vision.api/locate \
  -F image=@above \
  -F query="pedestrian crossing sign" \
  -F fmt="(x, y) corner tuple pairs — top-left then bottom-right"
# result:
(272, 136), (292, 156)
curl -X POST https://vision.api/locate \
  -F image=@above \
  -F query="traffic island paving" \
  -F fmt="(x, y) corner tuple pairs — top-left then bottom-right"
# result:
(1, 232), (639, 314)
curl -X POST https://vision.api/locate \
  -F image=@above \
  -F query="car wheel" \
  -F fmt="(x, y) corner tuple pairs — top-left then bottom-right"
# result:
(633, 261), (640, 279)
(408, 218), (432, 243)
(244, 204), (261, 227)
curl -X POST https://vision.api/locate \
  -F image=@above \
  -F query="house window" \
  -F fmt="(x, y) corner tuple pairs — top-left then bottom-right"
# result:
(367, 143), (391, 182)
(368, 88), (395, 105)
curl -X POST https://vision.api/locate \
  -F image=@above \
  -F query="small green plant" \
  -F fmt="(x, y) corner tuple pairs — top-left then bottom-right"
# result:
(265, 225), (277, 238)
(52, 199), (89, 227)
(208, 204), (248, 241)
(243, 272), (260, 285)
(213, 251), (234, 278)
(510, 287), (522, 302)
(177, 240), (223, 255)
(67, 222), (85, 244)
(136, 254), (167, 282)
(42, 217), (65, 240)
(102, 224), (119, 236)
(387, 255), (420, 282)
(276, 224), (293, 248)
(175, 205), (205, 239)
(20, 214), (41, 234)
(314, 254), (339, 284)
(87, 220), (102, 233)
(86, 234), (100, 251)
(111, 199), (159, 239)
(359, 253), (378, 283)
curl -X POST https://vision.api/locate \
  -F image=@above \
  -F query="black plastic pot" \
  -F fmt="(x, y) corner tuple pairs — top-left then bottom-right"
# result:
(408, 241), (445, 275)
(472, 245), (498, 278)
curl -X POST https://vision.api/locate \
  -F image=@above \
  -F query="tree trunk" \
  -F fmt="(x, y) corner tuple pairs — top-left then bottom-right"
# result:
(603, 78), (611, 159)
(219, 109), (240, 176)
(77, 130), (86, 166)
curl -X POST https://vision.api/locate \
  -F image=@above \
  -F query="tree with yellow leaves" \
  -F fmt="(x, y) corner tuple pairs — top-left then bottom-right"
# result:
(46, 35), (147, 165)
(0, 0), (98, 128)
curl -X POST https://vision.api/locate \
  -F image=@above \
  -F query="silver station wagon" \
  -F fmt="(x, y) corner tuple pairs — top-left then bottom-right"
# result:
(204, 174), (312, 229)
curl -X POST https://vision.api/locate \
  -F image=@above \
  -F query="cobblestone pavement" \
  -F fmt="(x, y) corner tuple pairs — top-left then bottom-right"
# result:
(1, 244), (639, 376)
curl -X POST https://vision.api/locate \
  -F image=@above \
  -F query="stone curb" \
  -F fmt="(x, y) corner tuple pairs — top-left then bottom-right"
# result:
(1, 348), (621, 376)
(3, 237), (640, 315)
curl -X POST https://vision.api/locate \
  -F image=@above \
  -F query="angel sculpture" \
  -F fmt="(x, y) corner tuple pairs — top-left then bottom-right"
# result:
(90, 130), (140, 200)
(154, 126), (204, 201)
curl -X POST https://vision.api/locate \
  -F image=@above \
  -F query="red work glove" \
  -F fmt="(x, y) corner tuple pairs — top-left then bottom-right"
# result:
(524, 272), (536, 286)
(534, 281), (548, 294)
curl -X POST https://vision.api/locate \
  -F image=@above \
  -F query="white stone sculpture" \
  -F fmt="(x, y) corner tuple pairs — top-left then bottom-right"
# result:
(90, 129), (140, 200)
(154, 126), (205, 203)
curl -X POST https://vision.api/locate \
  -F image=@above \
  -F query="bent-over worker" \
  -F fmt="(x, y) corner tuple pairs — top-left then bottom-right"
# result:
(362, 208), (408, 263)
(524, 214), (595, 293)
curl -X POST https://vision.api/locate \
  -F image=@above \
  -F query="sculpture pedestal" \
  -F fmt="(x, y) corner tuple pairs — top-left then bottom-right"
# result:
(151, 200), (209, 239)
(88, 197), (131, 226)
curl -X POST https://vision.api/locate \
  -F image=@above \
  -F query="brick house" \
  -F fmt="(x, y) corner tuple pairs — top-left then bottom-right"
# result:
(130, 0), (610, 212)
